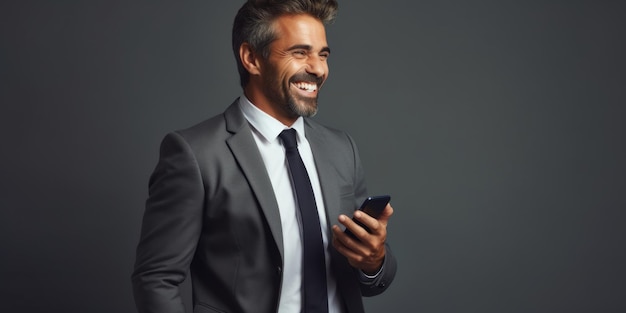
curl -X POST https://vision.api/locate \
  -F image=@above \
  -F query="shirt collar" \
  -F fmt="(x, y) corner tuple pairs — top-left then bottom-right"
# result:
(238, 95), (306, 143)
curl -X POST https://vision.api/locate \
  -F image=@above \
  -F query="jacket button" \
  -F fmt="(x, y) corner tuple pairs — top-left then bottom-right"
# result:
(377, 282), (386, 288)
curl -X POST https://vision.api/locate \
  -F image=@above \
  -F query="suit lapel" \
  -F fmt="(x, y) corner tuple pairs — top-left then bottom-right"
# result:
(305, 120), (341, 231)
(306, 120), (368, 313)
(223, 101), (284, 259)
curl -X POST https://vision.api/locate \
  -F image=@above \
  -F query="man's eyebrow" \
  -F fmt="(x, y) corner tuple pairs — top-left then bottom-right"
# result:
(286, 44), (331, 54)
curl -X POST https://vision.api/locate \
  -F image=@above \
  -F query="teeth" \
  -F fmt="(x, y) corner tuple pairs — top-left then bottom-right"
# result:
(294, 82), (317, 92)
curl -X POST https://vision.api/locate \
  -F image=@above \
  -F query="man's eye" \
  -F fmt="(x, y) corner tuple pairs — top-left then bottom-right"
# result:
(293, 50), (307, 58)
(320, 53), (330, 60)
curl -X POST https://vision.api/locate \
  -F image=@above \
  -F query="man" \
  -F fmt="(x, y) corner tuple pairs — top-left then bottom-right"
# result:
(132, 1), (397, 312)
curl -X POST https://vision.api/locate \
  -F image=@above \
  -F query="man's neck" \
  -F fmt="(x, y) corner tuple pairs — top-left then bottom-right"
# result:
(243, 87), (298, 127)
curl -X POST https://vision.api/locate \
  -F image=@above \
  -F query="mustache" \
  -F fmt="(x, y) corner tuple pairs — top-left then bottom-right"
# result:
(289, 72), (324, 86)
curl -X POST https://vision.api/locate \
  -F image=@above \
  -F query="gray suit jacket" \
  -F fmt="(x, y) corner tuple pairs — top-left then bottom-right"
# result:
(132, 101), (397, 313)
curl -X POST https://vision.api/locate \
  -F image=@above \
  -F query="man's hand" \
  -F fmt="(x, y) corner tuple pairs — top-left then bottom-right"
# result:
(331, 204), (394, 275)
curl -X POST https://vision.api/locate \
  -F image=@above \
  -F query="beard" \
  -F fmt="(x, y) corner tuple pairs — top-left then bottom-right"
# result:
(285, 84), (319, 117)
(263, 70), (324, 119)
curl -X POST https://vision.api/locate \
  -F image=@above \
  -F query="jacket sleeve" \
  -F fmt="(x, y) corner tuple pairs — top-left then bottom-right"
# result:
(131, 132), (204, 313)
(360, 244), (398, 296)
(346, 133), (398, 297)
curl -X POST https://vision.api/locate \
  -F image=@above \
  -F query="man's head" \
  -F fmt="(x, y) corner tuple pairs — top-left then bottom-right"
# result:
(232, 0), (338, 124)
(233, 0), (338, 87)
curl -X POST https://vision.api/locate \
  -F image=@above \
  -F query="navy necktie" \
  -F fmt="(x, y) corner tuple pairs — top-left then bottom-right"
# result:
(279, 129), (328, 313)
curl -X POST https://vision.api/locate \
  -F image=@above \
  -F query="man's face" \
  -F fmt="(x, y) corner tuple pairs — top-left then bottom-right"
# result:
(260, 14), (330, 119)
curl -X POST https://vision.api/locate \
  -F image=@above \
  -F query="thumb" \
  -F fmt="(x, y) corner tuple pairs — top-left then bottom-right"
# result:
(378, 204), (394, 226)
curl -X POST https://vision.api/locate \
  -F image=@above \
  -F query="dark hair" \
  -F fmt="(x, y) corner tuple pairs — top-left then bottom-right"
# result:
(232, 0), (339, 88)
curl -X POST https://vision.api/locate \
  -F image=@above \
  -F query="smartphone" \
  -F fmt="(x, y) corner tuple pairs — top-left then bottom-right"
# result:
(344, 195), (391, 239)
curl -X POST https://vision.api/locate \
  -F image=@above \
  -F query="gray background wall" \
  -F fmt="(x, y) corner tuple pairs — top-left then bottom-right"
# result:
(1, 1), (625, 312)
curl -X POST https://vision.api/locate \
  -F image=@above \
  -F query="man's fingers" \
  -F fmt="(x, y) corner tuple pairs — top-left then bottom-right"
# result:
(332, 224), (368, 256)
(378, 204), (394, 224)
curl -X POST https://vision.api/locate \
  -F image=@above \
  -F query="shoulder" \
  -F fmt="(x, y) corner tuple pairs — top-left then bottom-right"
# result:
(177, 113), (227, 143)
(171, 100), (244, 149)
(304, 118), (359, 149)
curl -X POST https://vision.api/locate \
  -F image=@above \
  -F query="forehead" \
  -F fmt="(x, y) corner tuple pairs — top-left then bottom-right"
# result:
(271, 14), (328, 48)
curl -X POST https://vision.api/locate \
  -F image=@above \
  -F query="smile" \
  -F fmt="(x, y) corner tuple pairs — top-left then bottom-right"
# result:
(292, 82), (318, 93)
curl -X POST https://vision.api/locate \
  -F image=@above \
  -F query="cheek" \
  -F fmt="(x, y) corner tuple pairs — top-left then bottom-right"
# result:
(320, 60), (329, 75)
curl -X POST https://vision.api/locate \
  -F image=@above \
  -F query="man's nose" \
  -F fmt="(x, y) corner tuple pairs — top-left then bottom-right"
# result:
(305, 56), (326, 78)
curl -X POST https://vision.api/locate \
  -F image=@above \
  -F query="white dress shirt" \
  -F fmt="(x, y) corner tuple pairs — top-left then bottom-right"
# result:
(239, 96), (344, 313)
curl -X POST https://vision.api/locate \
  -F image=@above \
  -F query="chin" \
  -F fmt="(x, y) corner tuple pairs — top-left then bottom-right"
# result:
(292, 103), (318, 117)
(287, 95), (318, 117)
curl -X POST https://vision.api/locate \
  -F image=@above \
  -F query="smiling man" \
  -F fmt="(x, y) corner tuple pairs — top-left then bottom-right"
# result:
(132, 1), (397, 313)
(243, 13), (330, 123)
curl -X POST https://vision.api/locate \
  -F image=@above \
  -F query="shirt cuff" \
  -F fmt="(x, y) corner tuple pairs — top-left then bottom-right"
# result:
(358, 263), (384, 285)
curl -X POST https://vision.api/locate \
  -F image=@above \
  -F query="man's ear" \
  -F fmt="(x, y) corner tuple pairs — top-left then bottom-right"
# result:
(239, 42), (262, 76)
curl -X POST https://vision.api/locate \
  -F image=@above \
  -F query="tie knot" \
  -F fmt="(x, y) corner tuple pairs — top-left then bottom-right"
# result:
(279, 128), (298, 151)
